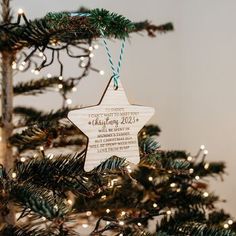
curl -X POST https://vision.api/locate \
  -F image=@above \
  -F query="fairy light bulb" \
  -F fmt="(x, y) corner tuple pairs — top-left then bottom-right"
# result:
(99, 70), (105, 75)
(19, 64), (24, 71)
(200, 145), (205, 150)
(153, 203), (158, 208)
(39, 146), (44, 151)
(18, 8), (24, 14)
(189, 168), (194, 174)
(94, 44), (99, 49)
(82, 224), (88, 228)
(34, 69), (39, 75)
(170, 183), (176, 188)
(31, 69), (35, 73)
(89, 53), (94, 58)
(47, 73), (52, 78)
(66, 98), (72, 105)
(81, 62), (86, 68)
(148, 176), (153, 182)
(204, 163), (210, 169)
(228, 220), (233, 225)
(224, 223), (229, 229)
(47, 153), (54, 159)
(203, 150), (208, 155)
(119, 221), (124, 226)
(106, 209), (110, 213)
(20, 157), (26, 162)
(86, 211), (92, 216)
(12, 61), (17, 69)
(137, 222), (142, 227)
(203, 192), (209, 198)
(106, 221), (110, 225)
(12, 172), (17, 179)
(58, 84), (63, 89)
(121, 211), (126, 216)
(80, 56), (85, 61)
(59, 76), (63, 80)
(195, 175), (200, 180)
(67, 199), (73, 205)
(72, 87), (77, 92)
(38, 52), (44, 57)
(187, 156), (193, 161)
(166, 210), (172, 215)
(89, 46), (93, 51)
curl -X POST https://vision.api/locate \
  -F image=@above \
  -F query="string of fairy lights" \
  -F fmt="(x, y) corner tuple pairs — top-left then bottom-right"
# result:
(0, 8), (234, 234)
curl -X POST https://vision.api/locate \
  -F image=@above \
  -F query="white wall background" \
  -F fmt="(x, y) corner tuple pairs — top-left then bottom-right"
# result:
(12, 0), (236, 216)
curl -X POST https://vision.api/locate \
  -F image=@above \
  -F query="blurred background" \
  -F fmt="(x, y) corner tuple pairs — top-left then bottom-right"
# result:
(12, 0), (236, 215)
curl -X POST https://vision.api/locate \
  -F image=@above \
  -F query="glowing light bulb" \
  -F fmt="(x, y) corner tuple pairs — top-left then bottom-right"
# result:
(67, 199), (73, 205)
(224, 223), (229, 229)
(59, 76), (63, 80)
(203, 150), (208, 155)
(203, 192), (209, 198)
(228, 220), (233, 225)
(58, 84), (63, 89)
(153, 203), (158, 208)
(189, 168), (194, 174)
(19, 65), (24, 71)
(20, 157), (26, 162)
(106, 208), (110, 213)
(166, 210), (172, 215)
(82, 224), (88, 228)
(148, 176), (153, 182)
(34, 69), (39, 75)
(89, 53), (94, 58)
(18, 8), (24, 14)
(38, 52), (44, 57)
(39, 146), (44, 151)
(66, 98), (72, 105)
(195, 175), (200, 180)
(12, 62), (17, 69)
(80, 56), (85, 61)
(99, 70), (105, 75)
(47, 73), (52, 78)
(119, 221), (124, 226)
(94, 44), (99, 49)
(89, 46), (93, 51)
(72, 87), (77, 92)
(187, 156), (193, 161)
(86, 211), (92, 216)
(12, 172), (17, 179)
(121, 211), (126, 216)
(137, 222), (142, 227)
(204, 163), (210, 169)
(170, 183), (176, 188)
(200, 145), (205, 150)
(81, 62), (86, 68)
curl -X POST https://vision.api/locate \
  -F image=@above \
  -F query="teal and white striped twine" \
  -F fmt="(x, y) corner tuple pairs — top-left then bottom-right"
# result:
(70, 12), (125, 89)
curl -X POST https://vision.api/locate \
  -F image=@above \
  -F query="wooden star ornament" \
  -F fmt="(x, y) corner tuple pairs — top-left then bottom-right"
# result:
(68, 78), (155, 172)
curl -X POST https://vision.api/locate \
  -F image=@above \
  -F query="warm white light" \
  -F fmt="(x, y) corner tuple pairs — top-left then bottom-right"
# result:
(12, 172), (17, 179)
(80, 56), (85, 61)
(228, 220), (233, 225)
(19, 65), (24, 71)
(119, 221), (125, 226)
(59, 76), (63, 80)
(204, 163), (210, 169)
(200, 145), (205, 150)
(170, 183), (176, 188)
(153, 203), (158, 208)
(18, 8), (24, 14)
(203, 150), (208, 155)
(89, 53), (94, 58)
(58, 84), (63, 89)
(20, 157), (26, 162)
(99, 70), (105, 75)
(66, 98), (72, 105)
(39, 146), (44, 151)
(137, 222), (142, 226)
(38, 52), (44, 57)
(81, 62), (86, 68)
(148, 176), (153, 182)
(176, 188), (181, 192)
(82, 224), (88, 228)
(86, 211), (92, 216)
(94, 44), (99, 49)
(34, 69), (39, 75)
(67, 199), (73, 205)
(189, 168), (194, 174)
(224, 223), (229, 229)
(47, 73), (52, 78)
(203, 192), (209, 198)
(166, 210), (172, 215)
(195, 175), (200, 180)
(106, 208), (110, 213)
(31, 69), (35, 73)
(187, 156), (193, 161)
(72, 87), (77, 92)
(89, 46), (93, 51)
(121, 211), (126, 216)
(101, 195), (106, 200)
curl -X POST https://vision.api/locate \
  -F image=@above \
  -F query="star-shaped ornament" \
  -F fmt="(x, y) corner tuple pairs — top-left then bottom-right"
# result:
(68, 78), (155, 171)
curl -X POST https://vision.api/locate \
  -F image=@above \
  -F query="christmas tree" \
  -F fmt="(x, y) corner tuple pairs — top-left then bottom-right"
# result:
(0, 1), (235, 235)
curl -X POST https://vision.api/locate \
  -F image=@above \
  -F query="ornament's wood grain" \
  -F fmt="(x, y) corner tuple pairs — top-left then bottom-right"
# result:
(68, 78), (155, 171)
